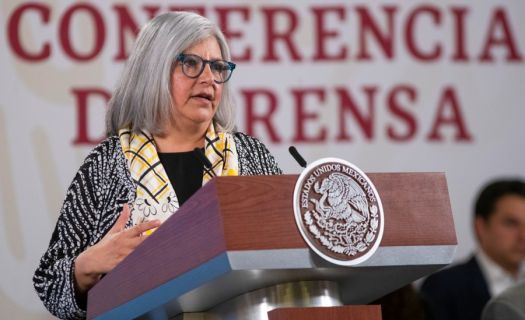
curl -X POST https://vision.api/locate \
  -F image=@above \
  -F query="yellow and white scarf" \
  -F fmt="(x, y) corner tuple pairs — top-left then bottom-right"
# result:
(118, 123), (239, 229)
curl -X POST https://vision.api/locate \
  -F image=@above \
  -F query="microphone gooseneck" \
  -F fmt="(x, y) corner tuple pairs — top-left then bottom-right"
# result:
(193, 148), (217, 176)
(288, 146), (307, 168)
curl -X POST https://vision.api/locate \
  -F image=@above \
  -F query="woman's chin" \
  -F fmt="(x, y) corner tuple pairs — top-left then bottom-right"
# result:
(186, 113), (215, 127)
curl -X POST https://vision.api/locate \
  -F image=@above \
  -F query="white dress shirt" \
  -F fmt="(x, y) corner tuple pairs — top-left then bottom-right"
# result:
(477, 249), (525, 297)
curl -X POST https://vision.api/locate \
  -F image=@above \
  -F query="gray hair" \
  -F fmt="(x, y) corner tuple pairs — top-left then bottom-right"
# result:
(106, 11), (236, 136)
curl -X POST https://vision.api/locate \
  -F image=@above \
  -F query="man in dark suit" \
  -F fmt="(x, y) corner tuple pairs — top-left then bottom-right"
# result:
(420, 179), (525, 320)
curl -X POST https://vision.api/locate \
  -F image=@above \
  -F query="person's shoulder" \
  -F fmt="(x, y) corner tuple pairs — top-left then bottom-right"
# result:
(87, 136), (121, 154)
(93, 135), (121, 151)
(494, 281), (525, 304)
(433, 255), (479, 276)
(81, 136), (123, 167)
(233, 131), (266, 148)
(232, 131), (282, 175)
(422, 255), (480, 288)
(233, 131), (275, 155)
(482, 282), (525, 320)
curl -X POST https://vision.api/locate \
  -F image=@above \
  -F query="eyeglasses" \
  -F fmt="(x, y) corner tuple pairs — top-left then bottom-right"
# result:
(176, 53), (236, 84)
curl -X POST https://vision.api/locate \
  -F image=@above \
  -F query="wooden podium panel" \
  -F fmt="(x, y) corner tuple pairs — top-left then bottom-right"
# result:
(216, 173), (456, 250)
(87, 173), (456, 320)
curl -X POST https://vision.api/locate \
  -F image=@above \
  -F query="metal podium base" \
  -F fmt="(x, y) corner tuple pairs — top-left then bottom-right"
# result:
(177, 280), (342, 320)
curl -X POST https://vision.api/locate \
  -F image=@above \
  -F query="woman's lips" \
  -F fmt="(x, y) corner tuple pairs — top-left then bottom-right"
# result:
(191, 95), (213, 105)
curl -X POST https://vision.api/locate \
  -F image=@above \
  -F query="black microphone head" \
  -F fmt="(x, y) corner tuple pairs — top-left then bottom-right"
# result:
(193, 147), (213, 169)
(289, 146), (307, 168)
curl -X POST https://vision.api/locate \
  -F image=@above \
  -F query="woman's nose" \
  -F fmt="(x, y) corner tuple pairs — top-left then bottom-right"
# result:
(199, 63), (214, 83)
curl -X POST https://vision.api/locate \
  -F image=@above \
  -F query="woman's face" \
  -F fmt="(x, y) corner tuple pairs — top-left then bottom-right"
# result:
(170, 36), (223, 130)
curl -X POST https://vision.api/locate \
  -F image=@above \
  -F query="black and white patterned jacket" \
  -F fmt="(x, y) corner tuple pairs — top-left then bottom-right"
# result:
(33, 132), (282, 320)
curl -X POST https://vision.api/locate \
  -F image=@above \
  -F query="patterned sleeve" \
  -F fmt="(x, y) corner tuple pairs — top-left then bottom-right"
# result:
(32, 137), (126, 320)
(234, 132), (283, 176)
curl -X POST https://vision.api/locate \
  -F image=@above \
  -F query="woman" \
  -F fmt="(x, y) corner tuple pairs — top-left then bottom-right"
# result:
(33, 12), (281, 320)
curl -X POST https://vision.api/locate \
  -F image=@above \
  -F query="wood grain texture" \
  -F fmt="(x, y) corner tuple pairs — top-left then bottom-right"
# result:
(370, 172), (457, 246)
(217, 173), (456, 250)
(218, 175), (304, 250)
(267, 305), (382, 320)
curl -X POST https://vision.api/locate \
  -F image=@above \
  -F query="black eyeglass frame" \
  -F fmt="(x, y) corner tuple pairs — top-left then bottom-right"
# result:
(176, 53), (236, 84)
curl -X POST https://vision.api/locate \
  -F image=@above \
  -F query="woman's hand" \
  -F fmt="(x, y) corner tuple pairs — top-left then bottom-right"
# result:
(73, 204), (160, 294)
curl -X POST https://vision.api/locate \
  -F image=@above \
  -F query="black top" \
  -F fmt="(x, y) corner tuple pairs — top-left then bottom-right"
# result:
(158, 150), (203, 205)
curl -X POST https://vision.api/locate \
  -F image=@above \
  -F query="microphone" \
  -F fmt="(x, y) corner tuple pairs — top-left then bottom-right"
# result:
(193, 148), (217, 176)
(288, 146), (307, 168)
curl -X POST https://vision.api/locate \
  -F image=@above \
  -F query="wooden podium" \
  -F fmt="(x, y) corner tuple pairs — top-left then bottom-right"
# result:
(87, 173), (456, 320)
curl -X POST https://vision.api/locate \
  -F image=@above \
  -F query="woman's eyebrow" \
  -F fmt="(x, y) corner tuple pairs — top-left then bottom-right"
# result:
(184, 52), (224, 61)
